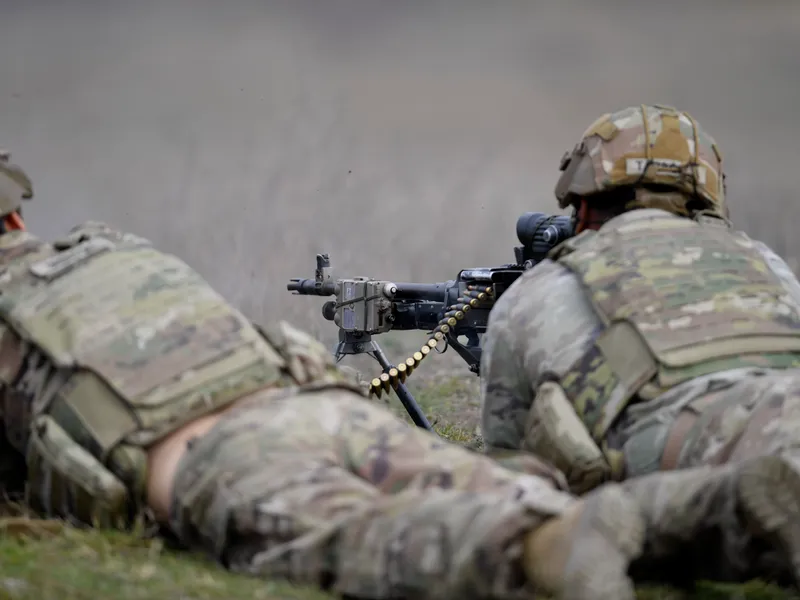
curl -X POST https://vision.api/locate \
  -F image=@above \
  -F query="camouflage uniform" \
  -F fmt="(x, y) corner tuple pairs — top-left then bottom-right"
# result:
(480, 105), (800, 583)
(0, 153), (655, 599)
(169, 386), (646, 598)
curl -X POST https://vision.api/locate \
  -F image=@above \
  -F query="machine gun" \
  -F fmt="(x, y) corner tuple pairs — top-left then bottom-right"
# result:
(287, 211), (573, 432)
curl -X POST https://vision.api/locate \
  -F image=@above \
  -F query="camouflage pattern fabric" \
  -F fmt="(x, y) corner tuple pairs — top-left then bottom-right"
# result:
(552, 208), (800, 442)
(480, 207), (800, 585)
(481, 256), (603, 457)
(0, 222), (287, 431)
(619, 367), (800, 477)
(554, 104), (727, 219)
(621, 458), (797, 585)
(0, 221), (359, 527)
(0, 218), (655, 598)
(169, 386), (581, 600)
(167, 379), (800, 593)
(480, 208), (800, 471)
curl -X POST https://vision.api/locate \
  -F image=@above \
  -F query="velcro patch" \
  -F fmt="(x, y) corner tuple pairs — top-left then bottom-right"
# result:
(29, 237), (115, 281)
(626, 158), (706, 185)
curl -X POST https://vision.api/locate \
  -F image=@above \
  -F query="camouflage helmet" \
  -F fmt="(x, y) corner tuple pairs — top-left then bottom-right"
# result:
(554, 104), (727, 218)
(0, 149), (33, 219)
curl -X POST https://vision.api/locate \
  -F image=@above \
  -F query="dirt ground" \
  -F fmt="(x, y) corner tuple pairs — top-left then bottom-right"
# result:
(0, 4), (799, 596)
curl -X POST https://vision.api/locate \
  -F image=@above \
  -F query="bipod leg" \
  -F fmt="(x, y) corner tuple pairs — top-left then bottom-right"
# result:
(333, 331), (435, 434)
(370, 343), (435, 433)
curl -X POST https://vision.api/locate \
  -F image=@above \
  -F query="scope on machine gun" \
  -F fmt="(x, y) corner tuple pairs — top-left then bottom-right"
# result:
(287, 211), (574, 432)
(514, 211), (574, 267)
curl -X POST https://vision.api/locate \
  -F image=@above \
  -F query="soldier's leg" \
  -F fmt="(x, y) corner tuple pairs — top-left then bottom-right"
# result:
(620, 369), (800, 584)
(333, 387), (645, 597)
(622, 463), (766, 585)
(169, 387), (645, 600)
(704, 373), (800, 584)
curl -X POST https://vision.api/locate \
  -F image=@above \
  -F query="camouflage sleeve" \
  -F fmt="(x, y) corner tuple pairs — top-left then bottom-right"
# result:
(480, 285), (531, 454)
(480, 260), (603, 454)
(752, 239), (800, 304)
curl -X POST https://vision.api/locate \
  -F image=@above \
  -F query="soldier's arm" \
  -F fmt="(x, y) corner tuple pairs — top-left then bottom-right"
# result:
(751, 239), (800, 304)
(480, 282), (532, 455)
(514, 260), (603, 380)
(481, 260), (604, 452)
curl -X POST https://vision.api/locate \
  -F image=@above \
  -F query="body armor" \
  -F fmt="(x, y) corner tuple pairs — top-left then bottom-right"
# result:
(0, 222), (346, 527)
(550, 209), (800, 444)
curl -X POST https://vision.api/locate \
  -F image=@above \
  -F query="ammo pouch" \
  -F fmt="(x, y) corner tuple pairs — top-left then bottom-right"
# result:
(523, 381), (615, 493)
(26, 415), (129, 529)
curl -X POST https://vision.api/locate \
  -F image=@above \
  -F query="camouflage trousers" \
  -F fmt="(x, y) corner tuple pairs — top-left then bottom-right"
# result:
(168, 386), (577, 600)
(620, 367), (800, 477)
(611, 368), (800, 584)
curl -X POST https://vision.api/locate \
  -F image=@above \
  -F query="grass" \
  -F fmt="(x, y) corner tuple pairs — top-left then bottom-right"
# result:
(0, 373), (798, 599)
(0, 521), (329, 600)
(0, 518), (796, 599)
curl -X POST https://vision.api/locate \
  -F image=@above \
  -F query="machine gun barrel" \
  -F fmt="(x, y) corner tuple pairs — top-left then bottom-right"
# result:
(391, 282), (449, 302)
(288, 277), (448, 303)
(287, 278), (336, 296)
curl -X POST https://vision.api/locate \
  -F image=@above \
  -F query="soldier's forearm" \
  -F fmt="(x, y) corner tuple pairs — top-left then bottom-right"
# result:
(326, 490), (544, 600)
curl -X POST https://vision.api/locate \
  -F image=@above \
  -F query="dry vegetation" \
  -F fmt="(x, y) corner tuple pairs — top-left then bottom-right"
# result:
(0, 521), (794, 600)
(1, 0), (800, 597)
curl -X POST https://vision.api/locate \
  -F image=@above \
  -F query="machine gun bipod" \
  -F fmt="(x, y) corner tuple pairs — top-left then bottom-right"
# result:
(333, 329), (434, 432)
